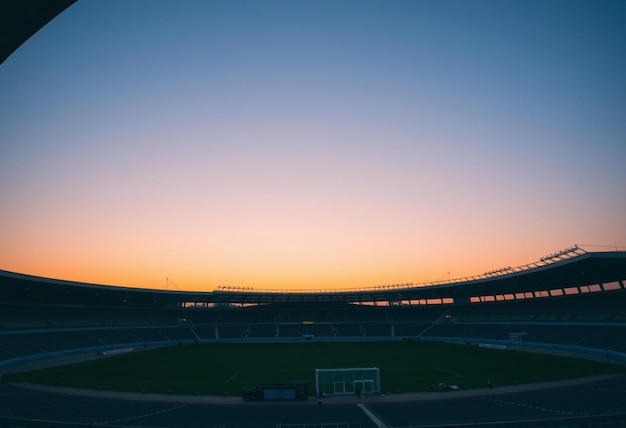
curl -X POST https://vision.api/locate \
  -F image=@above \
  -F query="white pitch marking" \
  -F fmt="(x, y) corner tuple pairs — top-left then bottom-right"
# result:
(357, 403), (390, 428)
(224, 371), (240, 384)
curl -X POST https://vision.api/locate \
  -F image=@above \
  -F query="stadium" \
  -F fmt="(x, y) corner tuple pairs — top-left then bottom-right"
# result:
(3, 1), (626, 427)
(1, 245), (626, 427)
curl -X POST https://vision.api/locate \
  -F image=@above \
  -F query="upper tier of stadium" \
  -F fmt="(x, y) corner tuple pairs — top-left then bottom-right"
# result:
(1, 246), (625, 308)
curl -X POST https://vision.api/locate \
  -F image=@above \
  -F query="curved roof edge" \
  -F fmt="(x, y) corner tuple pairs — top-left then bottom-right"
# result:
(1, 250), (625, 306)
(0, 0), (78, 65)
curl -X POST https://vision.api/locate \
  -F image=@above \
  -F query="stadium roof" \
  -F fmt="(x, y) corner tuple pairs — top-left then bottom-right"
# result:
(1, 251), (625, 307)
(0, 0), (77, 66)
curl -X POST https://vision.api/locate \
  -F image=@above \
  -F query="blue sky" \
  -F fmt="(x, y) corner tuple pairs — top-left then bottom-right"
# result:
(1, 0), (625, 290)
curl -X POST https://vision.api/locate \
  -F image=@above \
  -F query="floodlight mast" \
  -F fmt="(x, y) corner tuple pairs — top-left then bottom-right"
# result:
(483, 266), (513, 277)
(540, 245), (585, 263)
(216, 285), (254, 292)
(165, 277), (181, 291)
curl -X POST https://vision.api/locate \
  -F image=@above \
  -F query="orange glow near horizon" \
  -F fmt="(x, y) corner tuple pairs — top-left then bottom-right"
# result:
(0, 240), (609, 292)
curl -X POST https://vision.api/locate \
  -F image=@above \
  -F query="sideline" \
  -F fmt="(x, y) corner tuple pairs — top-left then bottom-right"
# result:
(6, 374), (623, 406)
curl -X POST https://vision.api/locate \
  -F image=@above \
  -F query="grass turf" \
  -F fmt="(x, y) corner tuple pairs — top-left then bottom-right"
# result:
(4, 341), (623, 396)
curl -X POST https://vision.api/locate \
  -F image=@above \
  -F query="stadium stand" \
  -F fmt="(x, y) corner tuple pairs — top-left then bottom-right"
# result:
(1, 248), (626, 426)
(1, 249), (625, 362)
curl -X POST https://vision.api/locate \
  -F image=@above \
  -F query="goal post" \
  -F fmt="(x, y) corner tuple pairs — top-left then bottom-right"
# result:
(315, 367), (380, 396)
(509, 332), (527, 349)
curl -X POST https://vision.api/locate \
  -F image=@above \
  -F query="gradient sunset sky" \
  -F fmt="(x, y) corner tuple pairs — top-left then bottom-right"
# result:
(1, 0), (625, 292)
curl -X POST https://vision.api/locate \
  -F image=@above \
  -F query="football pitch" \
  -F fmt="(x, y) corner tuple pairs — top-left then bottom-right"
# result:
(4, 341), (623, 396)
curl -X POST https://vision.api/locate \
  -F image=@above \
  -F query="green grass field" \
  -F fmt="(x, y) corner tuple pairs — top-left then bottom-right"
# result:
(4, 341), (623, 396)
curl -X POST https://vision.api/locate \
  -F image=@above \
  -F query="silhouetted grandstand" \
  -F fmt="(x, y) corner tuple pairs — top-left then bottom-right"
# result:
(1, 248), (626, 359)
(1, 247), (626, 426)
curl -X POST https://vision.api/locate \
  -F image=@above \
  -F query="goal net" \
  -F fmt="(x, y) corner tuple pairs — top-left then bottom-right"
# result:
(315, 367), (380, 396)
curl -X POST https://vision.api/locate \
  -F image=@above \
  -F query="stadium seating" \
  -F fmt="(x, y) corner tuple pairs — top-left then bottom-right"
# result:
(3, 289), (626, 366)
(1, 255), (625, 370)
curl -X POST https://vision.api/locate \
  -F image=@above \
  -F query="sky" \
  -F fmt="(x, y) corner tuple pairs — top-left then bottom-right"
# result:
(1, 0), (625, 292)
